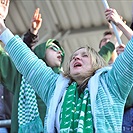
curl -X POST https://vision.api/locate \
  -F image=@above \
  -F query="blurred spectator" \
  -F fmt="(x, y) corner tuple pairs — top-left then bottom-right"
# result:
(0, 45), (13, 133)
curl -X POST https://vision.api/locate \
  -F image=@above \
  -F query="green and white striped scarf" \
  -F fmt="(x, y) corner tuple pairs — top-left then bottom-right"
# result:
(60, 82), (94, 133)
(18, 76), (43, 133)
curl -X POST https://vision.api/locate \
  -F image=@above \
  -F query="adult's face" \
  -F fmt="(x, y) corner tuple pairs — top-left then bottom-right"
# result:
(45, 43), (62, 68)
(69, 48), (92, 80)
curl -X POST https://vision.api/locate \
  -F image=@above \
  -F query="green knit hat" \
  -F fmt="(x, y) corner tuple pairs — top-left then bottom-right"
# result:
(33, 39), (65, 73)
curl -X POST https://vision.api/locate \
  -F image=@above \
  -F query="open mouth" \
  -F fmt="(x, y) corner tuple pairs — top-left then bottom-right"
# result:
(74, 62), (82, 67)
(57, 55), (62, 62)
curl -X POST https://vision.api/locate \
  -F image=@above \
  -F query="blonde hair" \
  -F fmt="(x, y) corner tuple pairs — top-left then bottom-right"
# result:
(64, 46), (107, 83)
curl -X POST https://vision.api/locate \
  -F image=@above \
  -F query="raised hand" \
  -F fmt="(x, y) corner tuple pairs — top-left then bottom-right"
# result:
(108, 15), (126, 37)
(105, 8), (123, 26)
(0, 0), (9, 34)
(30, 8), (42, 35)
(116, 44), (125, 55)
(0, 0), (9, 19)
(105, 8), (133, 40)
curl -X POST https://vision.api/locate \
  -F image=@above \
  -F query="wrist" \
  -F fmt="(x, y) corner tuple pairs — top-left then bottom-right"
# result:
(0, 22), (7, 35)
(116, 19), (125, 28)
(29, 28), (38, 35)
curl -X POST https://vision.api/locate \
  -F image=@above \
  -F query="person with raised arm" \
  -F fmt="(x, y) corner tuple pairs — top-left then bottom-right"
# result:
(0, 4), (65, 133)
(105, 8), (133, 133)
(0, 1), (133, 132)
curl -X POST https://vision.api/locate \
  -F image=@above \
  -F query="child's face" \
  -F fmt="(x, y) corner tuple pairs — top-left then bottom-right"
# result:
(45, 43), (62, 68)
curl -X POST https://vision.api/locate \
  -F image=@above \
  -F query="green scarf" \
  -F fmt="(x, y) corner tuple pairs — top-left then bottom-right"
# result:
(60, 82), (94, 133)
(18, 76), (43, 133)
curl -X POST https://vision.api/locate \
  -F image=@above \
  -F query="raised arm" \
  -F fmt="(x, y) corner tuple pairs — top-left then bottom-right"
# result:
(108, 15), (126, 38)
(107, 37), (133, 102)
(23, 8), (42, 49)
(0, 0), (58, 104)
(105, 8), (133, 40)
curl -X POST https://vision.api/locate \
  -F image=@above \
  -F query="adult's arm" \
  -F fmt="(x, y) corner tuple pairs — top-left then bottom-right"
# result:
(107, 37), (133, 101)
(105, 8), (133, 40)
(1, 29), (59, 105)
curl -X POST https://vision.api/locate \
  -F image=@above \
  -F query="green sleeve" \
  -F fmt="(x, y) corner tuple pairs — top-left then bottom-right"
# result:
(125, 89), (133, 109)
(98, 42), (115, 63)
(0, 45), (4, 54)
(0, 50), (21, 94)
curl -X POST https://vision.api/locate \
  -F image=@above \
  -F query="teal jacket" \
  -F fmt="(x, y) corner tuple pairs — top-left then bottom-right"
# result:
(99, 42), (133, 110)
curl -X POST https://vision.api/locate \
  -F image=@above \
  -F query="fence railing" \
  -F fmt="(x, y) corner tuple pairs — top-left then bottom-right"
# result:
(0, 120), (11, 127)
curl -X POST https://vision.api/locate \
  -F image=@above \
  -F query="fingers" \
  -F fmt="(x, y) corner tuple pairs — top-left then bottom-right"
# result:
(105, 8), (121, 26)
(5, 0), (9, 7)
(1, 0), (5, 4)
(0, 0), (9, 6)
(116, 49), (124, 55)
(105, 9), (112, 22)
(30, 8), (42, 34)
(32, 8), (42, 24)
(32, 22), (36, 29)
(33, 8), (40, 20)
(38, 13), (42, 21)
(0, 0), (9, 19)
(116, 44), (125, 55)
(105, 8), (114, 21)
